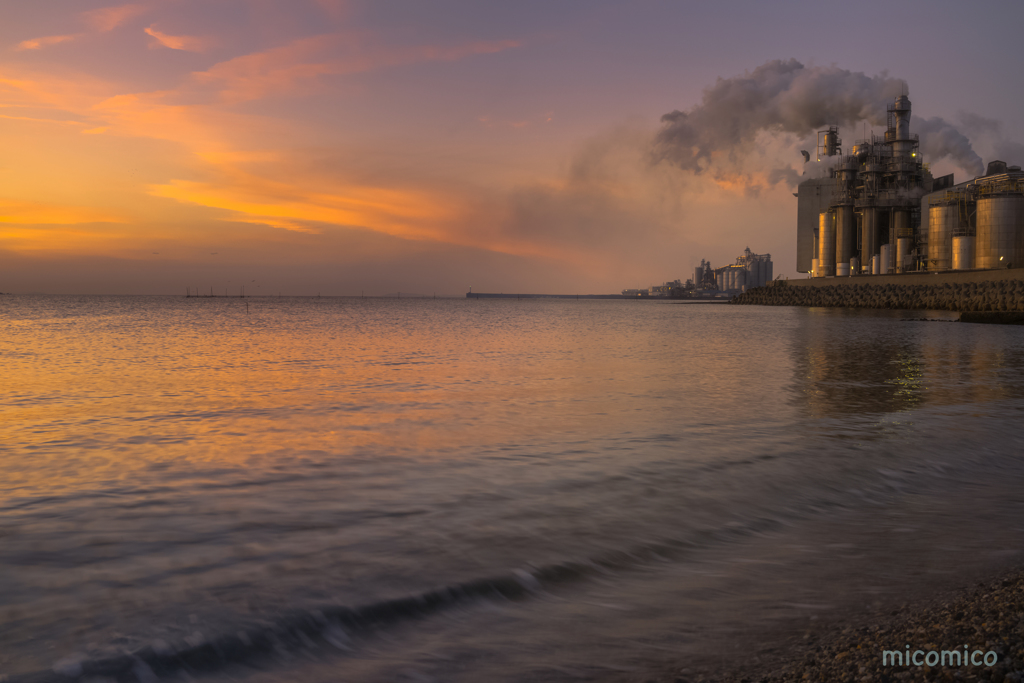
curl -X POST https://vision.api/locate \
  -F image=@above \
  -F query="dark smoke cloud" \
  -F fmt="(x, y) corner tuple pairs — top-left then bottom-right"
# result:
(653, 59), (985, 179)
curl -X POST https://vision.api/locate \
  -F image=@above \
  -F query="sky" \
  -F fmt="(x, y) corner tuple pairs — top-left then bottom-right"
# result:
(2, 0), (1023, 295)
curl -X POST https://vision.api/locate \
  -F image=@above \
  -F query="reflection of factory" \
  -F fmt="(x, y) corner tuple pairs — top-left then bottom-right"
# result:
(796, 94), (1024, 276)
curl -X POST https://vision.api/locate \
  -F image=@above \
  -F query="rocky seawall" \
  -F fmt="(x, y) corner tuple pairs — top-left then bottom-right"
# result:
(732, 279), (1024, 312)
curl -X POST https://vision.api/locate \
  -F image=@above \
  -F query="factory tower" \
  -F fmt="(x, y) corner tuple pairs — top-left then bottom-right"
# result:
(795, 95), (1024, 276)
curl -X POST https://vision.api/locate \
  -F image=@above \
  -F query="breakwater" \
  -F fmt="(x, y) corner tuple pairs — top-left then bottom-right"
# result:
(732, 278), (1024, 312)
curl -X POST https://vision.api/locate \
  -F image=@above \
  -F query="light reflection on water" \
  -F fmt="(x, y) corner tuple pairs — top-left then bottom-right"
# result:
(2, 295), (1024, 680)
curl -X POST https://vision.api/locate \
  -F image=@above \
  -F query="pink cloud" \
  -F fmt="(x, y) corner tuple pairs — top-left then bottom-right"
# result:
(194, 34), (522, 103)
(145, 26), (207, 52)
(15, 34), (80, 51)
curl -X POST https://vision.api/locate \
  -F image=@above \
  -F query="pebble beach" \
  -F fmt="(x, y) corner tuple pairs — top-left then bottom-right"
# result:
(651, 569), (1024, 683)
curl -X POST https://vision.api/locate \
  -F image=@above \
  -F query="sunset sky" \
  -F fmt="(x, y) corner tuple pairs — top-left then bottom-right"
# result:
(2, 0), (1023, 295)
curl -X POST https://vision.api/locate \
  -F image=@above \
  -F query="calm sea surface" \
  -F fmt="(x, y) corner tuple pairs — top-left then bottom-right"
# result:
(3, 295), (1024, 682)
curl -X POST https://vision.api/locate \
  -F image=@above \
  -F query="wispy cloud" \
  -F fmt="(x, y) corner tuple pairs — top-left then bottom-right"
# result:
(194, 34), (521, 103)
(82, 3), (149, 32)
(15, 34), (80, 51)
(145, 26), (207, 52)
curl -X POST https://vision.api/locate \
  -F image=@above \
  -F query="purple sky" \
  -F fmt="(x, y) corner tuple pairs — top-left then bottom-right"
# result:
(2, 0), (1022, 294)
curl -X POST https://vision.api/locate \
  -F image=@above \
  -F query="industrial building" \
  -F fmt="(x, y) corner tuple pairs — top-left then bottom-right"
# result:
(920, 161), (1024, 271)
(710, 248), (773, 293)
(623, 249), (773, 298)
(794, 94), (1023, 277)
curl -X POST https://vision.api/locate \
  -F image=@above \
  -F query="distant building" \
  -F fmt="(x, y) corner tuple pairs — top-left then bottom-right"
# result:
(623, 251), (773, 298)
(713, 248), (773, 293)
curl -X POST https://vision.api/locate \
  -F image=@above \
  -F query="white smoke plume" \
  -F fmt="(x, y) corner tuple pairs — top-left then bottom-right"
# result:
(914, 117), (984, 176)
(652, 59), (985, 181)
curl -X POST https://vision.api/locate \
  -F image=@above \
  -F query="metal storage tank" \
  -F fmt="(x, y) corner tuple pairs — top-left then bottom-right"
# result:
(928, 203), (956, 270)
(850, 256), (859, 276)
(765, 260), (773, 284)
(880, 244), (891, 274)
(871, 255), (879, 275)
(694, 266), (704, 288)
(975, 196), (1024, 269)
(836, 205), (854, 276)
(716, 271), (724, 291)
(894, 211), (911, 273)
(860, 207), (878, 269)
(952, 235), (975, 270)
(818, 211), (835, 276)
(811, 258), (819, 277)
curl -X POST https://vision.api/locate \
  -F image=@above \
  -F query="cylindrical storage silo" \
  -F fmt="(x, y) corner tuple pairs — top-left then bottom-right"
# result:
(850, 256), (859, 276)
(695, 266), (704, 288)
(813, 227), (820, 272)
(818, 211), (836, 276)
(758, 259), (767, 288)
(880, 244), (891, 274)
(928, 203), (956, 271)
(975, 196), (1024, 269)
(861, 207), (878, 268)
(952, 235), (975, 270)
(871, 255), (879, 275)
(894, 211), (910, 272)
(716, 271), (724, 291)
(765, 260), (773, 284)
(836, 205), (854, 276)
(897, 238), (913, 272)
(811, 258), (819, 277)
(737, 268), (746, 290)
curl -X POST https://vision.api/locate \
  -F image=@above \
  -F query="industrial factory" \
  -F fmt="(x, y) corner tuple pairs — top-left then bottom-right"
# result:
(623, 248), (773, 297)
(796, 95), (1024, 277)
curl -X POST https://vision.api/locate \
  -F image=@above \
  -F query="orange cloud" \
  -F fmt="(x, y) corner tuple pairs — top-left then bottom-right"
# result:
(82, 3), (148, 32)
(15, 34), (81, 51)
(145, 26), (207, 52)
(149, 170), (457, 241)
(0, 199), (124, 226)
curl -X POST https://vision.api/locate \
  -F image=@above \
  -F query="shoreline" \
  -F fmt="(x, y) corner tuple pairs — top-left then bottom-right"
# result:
(646, 566), (1024, 683)
(732, 279), (1024, 314)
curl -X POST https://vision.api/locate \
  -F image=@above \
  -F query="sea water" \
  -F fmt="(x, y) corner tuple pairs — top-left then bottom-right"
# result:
(2, 295), (1024, 682)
